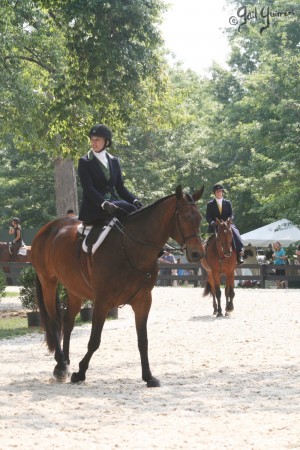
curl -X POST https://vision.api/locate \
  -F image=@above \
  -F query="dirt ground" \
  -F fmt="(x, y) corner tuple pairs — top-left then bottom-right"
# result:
(0, 287), (300, 449)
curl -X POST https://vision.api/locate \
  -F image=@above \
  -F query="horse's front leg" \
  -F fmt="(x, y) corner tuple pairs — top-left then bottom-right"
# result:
(132, 290), (160, 388)
(215, 285), (223, 317)
(210, 272), (222, 317)
(225, 277), (235, 316)
(62, 293), (83, 366)
(70, 304), (106, 383)
(212, 295), (218, 315)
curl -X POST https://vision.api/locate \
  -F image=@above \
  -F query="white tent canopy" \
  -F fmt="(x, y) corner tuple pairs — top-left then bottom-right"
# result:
(241, 219), (300, 247)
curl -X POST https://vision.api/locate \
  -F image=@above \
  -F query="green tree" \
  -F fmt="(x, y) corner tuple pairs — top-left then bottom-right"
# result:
(0, 144), (56, 228)
(0, 0), (167, 213)
(203, 0), (300, 231)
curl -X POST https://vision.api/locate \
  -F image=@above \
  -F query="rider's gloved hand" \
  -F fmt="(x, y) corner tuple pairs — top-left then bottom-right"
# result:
(211, 221), (217, 230)
(102, 201), (127, 219)
(133, 199), (143, 210)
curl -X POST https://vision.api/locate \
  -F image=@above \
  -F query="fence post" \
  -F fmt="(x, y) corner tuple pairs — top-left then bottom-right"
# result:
(260, 264), (267, 288)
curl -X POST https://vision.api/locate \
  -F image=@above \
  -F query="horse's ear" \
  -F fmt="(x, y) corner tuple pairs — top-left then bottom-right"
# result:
(176, 185), (183, 200)
(192, 185), (204, 202)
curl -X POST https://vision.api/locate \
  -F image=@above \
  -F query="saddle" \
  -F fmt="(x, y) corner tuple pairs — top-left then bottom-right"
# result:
(78, 218), (118, 255)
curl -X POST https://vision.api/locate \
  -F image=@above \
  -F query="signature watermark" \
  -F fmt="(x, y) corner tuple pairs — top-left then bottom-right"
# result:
(229, 6), (295, 34)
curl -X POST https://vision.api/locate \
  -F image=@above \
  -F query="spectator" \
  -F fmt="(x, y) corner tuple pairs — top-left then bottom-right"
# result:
(177, 258), (188, 286)
(272, 241), (287, 288)
(295, 244), (300, 264)
(158, 251), (176, 286)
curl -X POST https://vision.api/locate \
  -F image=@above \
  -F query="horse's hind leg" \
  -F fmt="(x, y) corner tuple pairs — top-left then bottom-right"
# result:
(36, 276), (68, 381)
(132, 290), (160, 388)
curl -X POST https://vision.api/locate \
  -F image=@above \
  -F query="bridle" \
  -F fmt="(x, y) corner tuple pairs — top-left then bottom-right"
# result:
(215, 221), (233, 260)
(111, 197), (202, 274)
(175, 199), (201, 252)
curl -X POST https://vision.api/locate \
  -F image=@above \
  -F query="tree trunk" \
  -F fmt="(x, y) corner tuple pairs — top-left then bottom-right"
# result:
(54, 157), (78, 217)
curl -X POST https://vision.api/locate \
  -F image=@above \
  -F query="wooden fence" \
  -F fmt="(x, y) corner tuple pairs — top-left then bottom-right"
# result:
(0, 262), (31, 286)
(157, 262), (300, 288)
(1, 262), (300, 288)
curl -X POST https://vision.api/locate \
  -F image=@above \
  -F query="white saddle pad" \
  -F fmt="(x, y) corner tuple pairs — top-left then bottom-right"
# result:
(18, 246), (27, 256)
(78, 218), (118, 254)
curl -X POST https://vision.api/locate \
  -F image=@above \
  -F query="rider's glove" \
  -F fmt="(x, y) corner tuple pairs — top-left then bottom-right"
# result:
(102, 201), (127, 219)
(133, 199), (143, 210)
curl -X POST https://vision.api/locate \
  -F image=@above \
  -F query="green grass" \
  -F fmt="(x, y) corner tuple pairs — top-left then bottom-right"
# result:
(2, 290), (20, 298)
(0, 313), (92, 340)
(0, 316), (41, 340)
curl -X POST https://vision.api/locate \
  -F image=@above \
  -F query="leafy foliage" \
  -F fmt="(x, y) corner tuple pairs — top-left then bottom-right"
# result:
(18, 265), (38, 311)
(0, 145), (56, 228)
(0, 271), (7, 299)
(0, 0), (167, 157)
(0, 0), (299, 236)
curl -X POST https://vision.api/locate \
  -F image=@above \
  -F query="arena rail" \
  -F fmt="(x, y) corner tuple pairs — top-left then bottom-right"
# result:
(1, 262), (299, 288)
(0, 262), (31, 286)
(157, 262), (300, 288)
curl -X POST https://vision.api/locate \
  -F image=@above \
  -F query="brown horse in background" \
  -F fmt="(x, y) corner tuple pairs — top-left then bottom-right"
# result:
(0, 242), (31, 263)
(0, 243), (31, 284)
(31, 185), (205, 387)
(203, 218), (237, 317)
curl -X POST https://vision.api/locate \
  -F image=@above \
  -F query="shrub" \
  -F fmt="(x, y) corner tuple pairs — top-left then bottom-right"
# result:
(0, 270), (6, 299)
(18, 265), (38, 311)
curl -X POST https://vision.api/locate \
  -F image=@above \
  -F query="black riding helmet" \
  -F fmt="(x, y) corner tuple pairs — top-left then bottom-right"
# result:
(89, 124), (112, 147)
(213, 183), (225, 193)
(12, 217), (20, 224)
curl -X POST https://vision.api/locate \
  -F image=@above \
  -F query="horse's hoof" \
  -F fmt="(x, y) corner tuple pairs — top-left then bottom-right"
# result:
(217, 312), (223, 318)
(53, 367), (68, 382)
(147, 377), (160, 388)
(70, 371), (85, 383)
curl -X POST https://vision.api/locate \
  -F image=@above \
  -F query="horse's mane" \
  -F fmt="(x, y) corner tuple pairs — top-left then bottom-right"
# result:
(125, 193), (175, 222)
(125, 191), (196, 223)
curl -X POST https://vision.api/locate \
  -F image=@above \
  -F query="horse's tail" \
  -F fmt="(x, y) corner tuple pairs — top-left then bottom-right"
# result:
(203, 281), (212, 297)
(35, 274), (62, 352)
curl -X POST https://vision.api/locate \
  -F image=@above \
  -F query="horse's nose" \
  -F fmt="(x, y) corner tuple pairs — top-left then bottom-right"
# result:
(191, 250), (205, 261)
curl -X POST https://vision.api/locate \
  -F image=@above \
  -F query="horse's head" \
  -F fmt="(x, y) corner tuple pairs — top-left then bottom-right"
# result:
(170, 185), (205, 262)
(216, 218), (233, 257)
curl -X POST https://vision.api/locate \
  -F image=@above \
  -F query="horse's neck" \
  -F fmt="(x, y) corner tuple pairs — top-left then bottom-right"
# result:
(129, 197), (175, 245)
(122, 196), (176, 270)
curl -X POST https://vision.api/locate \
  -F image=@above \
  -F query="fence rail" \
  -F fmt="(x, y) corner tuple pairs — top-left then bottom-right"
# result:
(157, 263), (300, 288)
(1, 262), (299, 288)
(0, 262), (31, 286)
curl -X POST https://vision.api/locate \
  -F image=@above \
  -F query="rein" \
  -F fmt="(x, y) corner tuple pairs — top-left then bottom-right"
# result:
(112, 198), (200, 276)
(215, 225), (233, 263)
(175, 200), (201, 252)
(114, 220), (164, 252)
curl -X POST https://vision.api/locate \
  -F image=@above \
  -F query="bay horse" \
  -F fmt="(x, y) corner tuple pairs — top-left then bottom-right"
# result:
(0, 242), (31, 285)
(0, 242), (31, 263)
(31, 185), (205, 387)
(203, 218), (237, 317)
